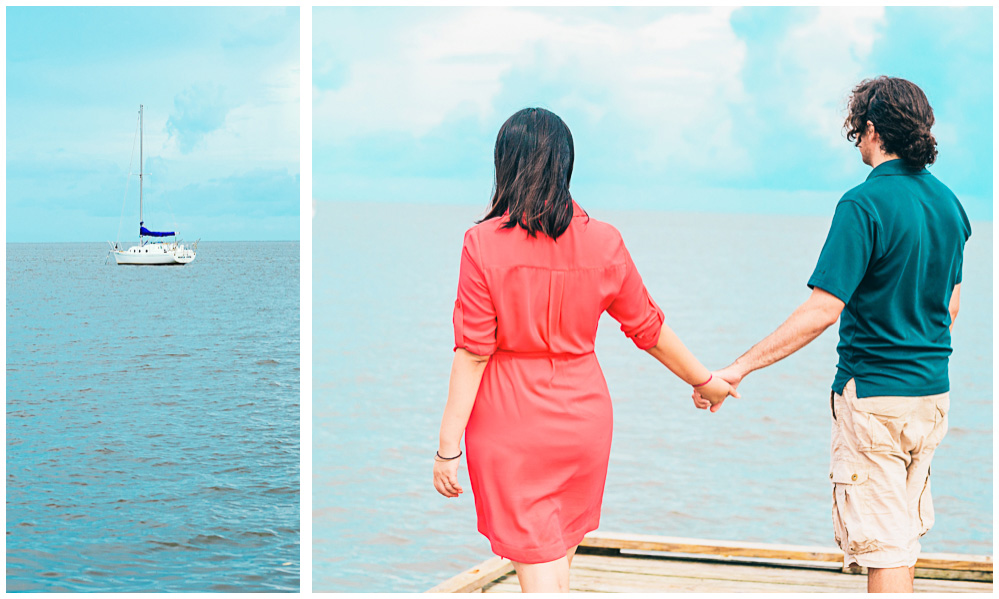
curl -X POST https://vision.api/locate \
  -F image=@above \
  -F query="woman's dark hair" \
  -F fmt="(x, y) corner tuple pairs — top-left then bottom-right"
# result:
(480, 107), (575, 239)
(844, 76), (937, 169)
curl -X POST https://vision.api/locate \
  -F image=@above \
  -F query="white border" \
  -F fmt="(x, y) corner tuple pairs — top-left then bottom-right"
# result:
(299, 3), (314, 594)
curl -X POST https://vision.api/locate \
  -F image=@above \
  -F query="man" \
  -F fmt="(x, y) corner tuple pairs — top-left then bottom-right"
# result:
(699, 76), (971, 593)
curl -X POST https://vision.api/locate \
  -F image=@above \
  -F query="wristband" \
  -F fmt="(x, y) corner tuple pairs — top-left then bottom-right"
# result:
(692, 374), (713, 388)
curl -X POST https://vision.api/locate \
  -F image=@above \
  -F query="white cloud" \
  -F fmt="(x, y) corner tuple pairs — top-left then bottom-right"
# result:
(9, 41), (298, 197)
(776, 7), (886, 148)
(315, 7), (749, 171)
(148, 56), (299, 191)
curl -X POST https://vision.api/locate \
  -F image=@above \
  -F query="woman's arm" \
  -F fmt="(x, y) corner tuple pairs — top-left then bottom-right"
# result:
(645, 322), (737, 408)
(433, 348), (490, 498)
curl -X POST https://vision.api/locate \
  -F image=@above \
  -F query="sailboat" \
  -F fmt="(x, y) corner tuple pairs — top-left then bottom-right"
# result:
(109, 105), (197, 265)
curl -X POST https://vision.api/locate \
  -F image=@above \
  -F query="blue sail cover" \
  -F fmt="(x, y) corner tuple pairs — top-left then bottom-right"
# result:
(140, 225), (175, 237)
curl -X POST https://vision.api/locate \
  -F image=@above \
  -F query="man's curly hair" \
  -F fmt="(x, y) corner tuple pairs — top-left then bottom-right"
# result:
(844, 76), (937, 169)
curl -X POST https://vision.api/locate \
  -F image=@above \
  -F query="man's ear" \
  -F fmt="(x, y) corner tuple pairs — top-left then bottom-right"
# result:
(866, 120), (881, 144)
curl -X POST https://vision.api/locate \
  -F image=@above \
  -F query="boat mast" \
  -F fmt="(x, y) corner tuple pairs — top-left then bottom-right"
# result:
(139, 104), (143, 229)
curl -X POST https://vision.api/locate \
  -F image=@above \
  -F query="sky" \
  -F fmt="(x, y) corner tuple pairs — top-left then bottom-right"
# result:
(313, 6), (992, 220)
(7, 7), (300, 242)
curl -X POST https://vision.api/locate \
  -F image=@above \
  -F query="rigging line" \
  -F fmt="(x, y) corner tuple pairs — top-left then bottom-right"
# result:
(116, 112), (140, 246)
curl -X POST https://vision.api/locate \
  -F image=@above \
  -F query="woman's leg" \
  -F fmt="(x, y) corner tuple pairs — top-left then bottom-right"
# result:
(512, 556), (570, 593)
(566, 544), (579, 568)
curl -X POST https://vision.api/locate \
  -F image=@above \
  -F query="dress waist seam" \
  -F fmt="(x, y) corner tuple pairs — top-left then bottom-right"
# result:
(493, 349), (594, 359)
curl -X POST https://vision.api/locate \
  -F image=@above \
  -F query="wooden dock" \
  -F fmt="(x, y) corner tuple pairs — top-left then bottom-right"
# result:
(429, 532), (993, 593)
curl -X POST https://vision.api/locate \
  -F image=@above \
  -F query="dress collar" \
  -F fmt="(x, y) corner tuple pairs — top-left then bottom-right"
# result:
(502, 199), (587, 219)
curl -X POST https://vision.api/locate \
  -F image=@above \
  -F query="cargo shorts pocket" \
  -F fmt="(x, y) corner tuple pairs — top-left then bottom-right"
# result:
(926, 395), (950, 450)
(842, 380), (903, 453)
(861, 414), (898, 453)
(831, 461), (869, 486)
(846, 401), (899, 454)
(830, 462), (883, 555)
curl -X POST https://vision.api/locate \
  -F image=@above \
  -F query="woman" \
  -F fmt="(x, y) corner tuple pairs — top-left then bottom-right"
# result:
(433, 108), (736, 593)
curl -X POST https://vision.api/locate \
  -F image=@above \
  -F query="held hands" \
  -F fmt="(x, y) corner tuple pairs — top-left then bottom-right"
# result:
(691, 364), (744, 412)
(433, 451), (464, 498)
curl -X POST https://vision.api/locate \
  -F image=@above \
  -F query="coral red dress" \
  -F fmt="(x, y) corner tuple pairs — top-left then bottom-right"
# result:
(452, 201), (664, 564)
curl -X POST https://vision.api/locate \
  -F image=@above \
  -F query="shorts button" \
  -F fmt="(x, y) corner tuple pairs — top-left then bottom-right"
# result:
(851, 474), (858, 481)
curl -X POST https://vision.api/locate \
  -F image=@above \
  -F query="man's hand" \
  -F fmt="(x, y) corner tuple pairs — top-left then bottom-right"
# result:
(715, 364), (745, 387)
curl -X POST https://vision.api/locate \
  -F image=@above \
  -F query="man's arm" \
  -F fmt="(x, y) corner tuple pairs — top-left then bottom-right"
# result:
(949, 283), (961, 331)
(706, 287), (844, 412)
(644, 321), (739, 408)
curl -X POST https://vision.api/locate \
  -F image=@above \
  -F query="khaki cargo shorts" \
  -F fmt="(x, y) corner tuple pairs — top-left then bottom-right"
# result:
(829, 378), (949, 569)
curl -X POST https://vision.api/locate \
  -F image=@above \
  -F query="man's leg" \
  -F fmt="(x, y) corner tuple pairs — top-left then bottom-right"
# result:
(831, 382), (915, 592)
(868, 566), (913, 593)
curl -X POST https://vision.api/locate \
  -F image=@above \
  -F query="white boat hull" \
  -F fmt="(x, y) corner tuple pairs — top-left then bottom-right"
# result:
(113, 242), (196, 265)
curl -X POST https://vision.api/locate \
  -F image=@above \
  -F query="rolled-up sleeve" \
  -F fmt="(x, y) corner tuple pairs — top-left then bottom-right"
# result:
(606, 243), (665, 350)
(452, 230), (497, 356)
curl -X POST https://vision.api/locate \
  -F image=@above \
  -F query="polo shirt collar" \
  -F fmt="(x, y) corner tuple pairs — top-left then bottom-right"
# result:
(867, 158), (927, 180)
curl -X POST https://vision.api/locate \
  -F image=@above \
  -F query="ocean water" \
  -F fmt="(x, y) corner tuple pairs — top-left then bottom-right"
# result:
(6, 241), (300, 592)
(313, 201), (992, 593)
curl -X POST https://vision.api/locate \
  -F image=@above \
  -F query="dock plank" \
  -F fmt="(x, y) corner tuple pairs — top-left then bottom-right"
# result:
(428, 556), (514, 593)
(572, 554), (989, 593)
(434, 533), (993, 593)
(480, 554), (992, 593)
(581, 532), (993, 573)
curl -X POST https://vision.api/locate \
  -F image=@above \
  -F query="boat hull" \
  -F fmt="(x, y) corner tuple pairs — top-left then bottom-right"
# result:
(113, 254), (189, 265)
(113, 244), (196, 265)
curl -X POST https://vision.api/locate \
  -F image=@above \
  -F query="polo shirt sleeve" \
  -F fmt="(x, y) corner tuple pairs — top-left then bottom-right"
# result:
(955, 204), (972, 285)
(807, 200), (879, 304)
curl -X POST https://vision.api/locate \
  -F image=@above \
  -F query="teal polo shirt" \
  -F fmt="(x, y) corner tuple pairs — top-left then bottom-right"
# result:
(808, 159), (971, 398)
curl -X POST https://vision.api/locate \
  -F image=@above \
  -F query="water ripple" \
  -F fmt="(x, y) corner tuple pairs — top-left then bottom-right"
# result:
(7, 242), (300, 592)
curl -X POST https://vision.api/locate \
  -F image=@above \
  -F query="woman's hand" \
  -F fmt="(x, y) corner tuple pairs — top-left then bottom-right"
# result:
(433, 455), (464, 498)
(691, 390), (712, 410)
(434, 350), (488, 499)
(693, 375), (739, 409)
